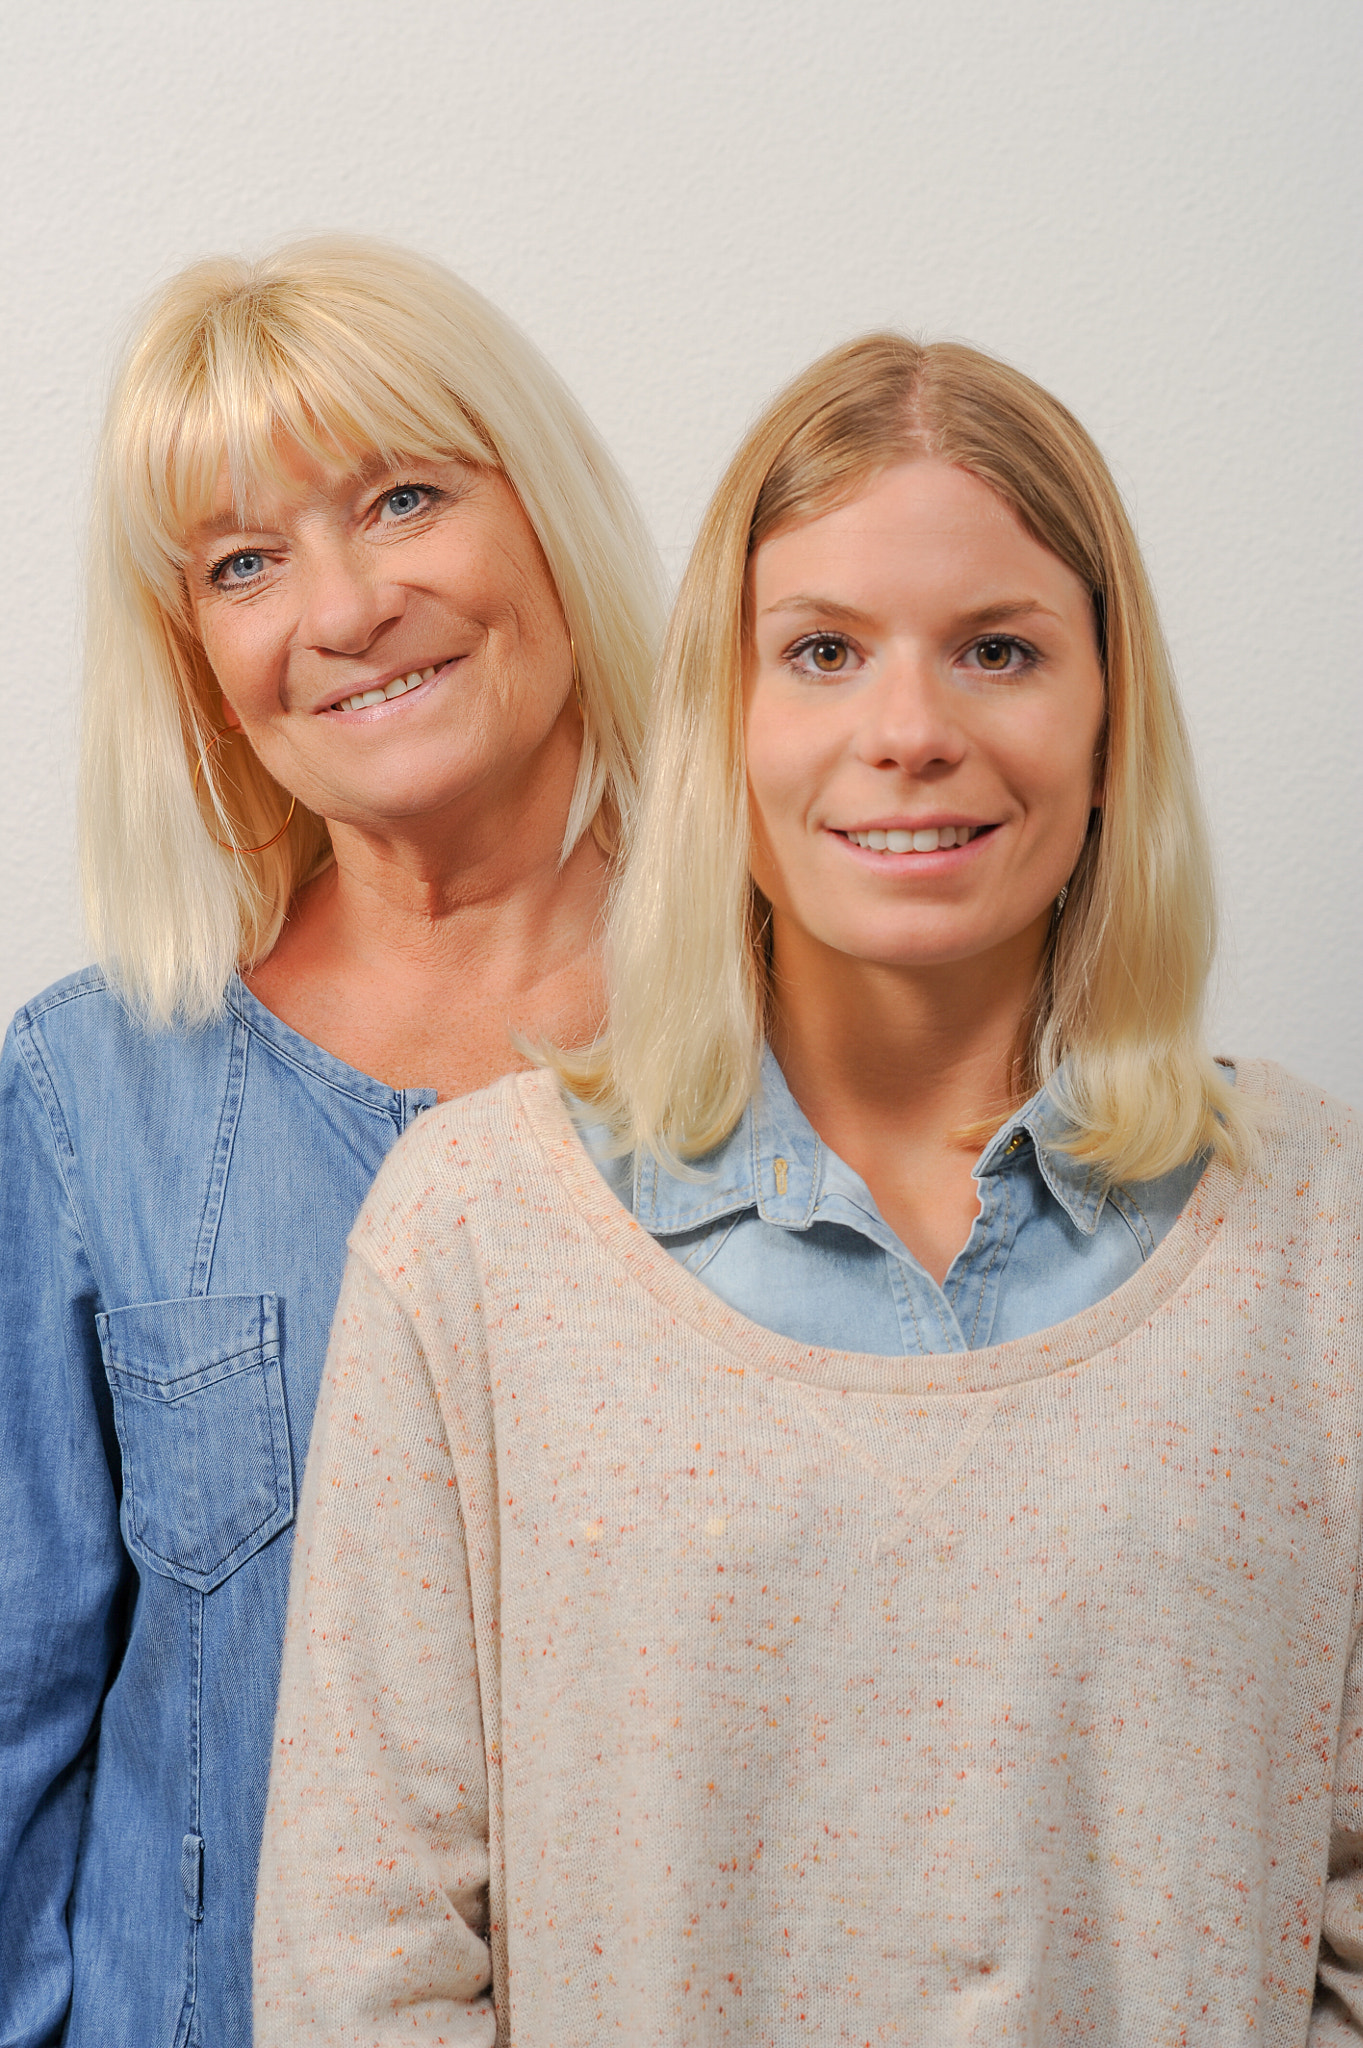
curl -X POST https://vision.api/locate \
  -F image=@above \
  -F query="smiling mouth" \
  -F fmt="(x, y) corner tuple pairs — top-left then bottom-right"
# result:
(840, 824), (991, 854)
(328, 664), (441, 715)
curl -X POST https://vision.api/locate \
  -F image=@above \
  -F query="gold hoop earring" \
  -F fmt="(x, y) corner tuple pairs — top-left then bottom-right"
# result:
(193, 728), (297, 855)
(568, 628), (584, 717)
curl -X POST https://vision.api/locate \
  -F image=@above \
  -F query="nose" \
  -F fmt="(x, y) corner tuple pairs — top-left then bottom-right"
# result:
(295, 534), (404, 657)
(852, 647), (968, 777)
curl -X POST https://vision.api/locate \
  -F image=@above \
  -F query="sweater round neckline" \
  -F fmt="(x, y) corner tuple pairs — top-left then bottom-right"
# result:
(511, 1063), (1255, 1397)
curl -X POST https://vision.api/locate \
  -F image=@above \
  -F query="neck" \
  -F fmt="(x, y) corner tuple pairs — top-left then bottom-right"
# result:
(245, 721), (610, 1096)
(769, 910), (1050, 1162)
(765, 911), (1051, 1285)
(310, 808), (600, 979)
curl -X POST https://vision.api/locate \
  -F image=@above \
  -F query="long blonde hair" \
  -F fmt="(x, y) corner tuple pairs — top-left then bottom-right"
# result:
(562, 333), (1250, 1184)
(82, 235), (663, 1025)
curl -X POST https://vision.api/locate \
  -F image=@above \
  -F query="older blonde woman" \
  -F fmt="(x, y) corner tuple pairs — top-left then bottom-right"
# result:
(0, 238), (660, 2048)
(257, 334), (1361, 2043)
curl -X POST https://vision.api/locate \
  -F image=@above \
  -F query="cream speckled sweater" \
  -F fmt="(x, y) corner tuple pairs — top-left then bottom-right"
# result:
(254, 1062), (1363, 2045)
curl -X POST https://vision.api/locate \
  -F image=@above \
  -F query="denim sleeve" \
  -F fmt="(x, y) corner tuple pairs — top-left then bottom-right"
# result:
(0, 1018), (129, 2048)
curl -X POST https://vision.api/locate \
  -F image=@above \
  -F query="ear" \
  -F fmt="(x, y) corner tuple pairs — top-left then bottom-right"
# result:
(219, 696), (243, 732)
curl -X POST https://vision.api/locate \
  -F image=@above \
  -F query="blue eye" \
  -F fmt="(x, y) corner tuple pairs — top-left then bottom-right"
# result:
(381, 485), (429, 520)
(211, 550), (266, 587)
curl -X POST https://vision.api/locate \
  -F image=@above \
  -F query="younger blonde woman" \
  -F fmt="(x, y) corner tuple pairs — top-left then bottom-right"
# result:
(256, 337), (1363, 2044)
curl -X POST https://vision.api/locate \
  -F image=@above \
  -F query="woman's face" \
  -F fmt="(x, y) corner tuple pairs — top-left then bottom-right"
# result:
(744, 459), (1105, 986)
(185, 444), (576, 835)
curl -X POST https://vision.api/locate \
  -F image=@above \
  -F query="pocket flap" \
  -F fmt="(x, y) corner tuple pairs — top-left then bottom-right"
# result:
(99, 1294), (279, 1395)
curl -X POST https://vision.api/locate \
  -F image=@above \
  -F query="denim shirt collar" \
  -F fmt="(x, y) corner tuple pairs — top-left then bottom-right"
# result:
(631, 1044), (1109, 1239)
(224, 975), (439, 1118)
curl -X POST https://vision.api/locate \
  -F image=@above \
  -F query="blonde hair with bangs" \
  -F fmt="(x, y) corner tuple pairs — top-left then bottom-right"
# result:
(562, 332), (1251, 1185)
(82, 235), (663, 1025)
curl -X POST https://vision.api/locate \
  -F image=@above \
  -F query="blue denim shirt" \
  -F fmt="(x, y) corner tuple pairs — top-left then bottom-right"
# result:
(582, 1047), (1210, 1352)
(0, 968), (435, 2048)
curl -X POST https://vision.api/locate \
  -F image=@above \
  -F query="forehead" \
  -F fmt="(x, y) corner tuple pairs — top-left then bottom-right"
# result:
(753, 460), (1086, 615)
(186, 443), (394, 539)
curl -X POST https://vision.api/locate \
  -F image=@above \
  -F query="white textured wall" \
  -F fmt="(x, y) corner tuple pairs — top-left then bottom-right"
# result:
(2, 0), (1359, 1101)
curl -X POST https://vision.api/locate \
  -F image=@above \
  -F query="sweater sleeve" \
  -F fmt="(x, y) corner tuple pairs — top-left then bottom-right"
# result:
(1315, 1613), (1363, 2040)
(253, 1248), (498, 2046)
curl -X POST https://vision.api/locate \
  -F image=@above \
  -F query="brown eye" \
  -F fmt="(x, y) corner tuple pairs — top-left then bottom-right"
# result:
(975, 637), (1014, 671)
(809, 638), (848, 672)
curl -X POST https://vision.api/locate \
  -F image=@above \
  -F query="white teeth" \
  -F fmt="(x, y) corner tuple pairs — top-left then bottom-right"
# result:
(337, 665), (439, 714)
(847, 825), (976, 853)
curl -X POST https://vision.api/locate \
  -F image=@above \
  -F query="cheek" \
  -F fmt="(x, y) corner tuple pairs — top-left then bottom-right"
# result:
(194, 612), (270, 712)
(743, 694), (832, 831)
(743, 756), (806, 896)
(743, 703), (798, 899)
(1029, 741), (1099, 816)
(742, 720), (785, 831)
(743, 707), (849, 918)
(474, 507), (565, 638)
(196, 631), (238, 707)
(1012, 695), (1104, 825)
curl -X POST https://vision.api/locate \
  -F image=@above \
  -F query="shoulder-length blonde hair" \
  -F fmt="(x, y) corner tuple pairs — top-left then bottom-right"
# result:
(563, 332), (1249, 1184)
(83, 234), (663, 1025)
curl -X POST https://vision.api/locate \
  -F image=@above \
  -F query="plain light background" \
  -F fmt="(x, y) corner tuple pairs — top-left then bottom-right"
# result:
(2, 0), (1359, 1101)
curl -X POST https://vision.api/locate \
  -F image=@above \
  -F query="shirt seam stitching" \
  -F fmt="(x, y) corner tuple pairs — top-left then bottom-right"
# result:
(189, 1015), (251, 1297)
(964, 1172), (1014, 1348)
(11, 1010), (105, 1296)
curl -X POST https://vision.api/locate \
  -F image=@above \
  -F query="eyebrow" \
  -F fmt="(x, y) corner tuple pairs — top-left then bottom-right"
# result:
(190, 509), (274, 541)
(951, 599), (1063, 631)
(759, 594), (1064, 630)
(758, 596), (876, 627)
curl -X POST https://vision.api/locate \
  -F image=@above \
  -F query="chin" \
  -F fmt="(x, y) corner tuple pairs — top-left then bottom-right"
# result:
(830, 939), (975, 973)
(824, 915), (985, 963)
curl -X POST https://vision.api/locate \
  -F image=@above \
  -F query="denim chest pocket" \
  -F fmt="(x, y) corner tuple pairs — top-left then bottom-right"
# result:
(97, 1294), (294, 1592)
